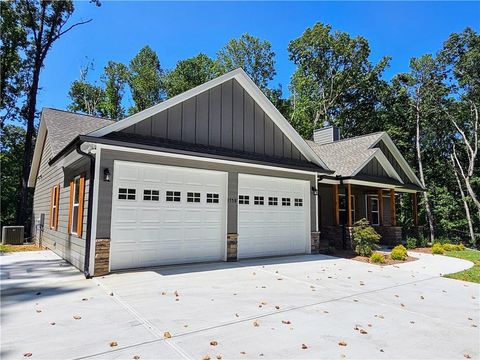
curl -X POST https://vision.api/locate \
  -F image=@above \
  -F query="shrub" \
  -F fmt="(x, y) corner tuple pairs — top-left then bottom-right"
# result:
(390, 245), (408, 261)
(406, 237), (417, 249)
(432, 242), (444, 254)
(442, 243), (454, 252)
(418, 233), (428, 247)
(436, 237), (450, 245)
(456, 243), (465, 251)
(351, 218), (381, 257)
(370, 252), (385, 264)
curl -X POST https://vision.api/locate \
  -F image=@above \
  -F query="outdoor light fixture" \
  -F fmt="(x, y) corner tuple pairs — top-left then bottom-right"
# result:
(311, 186), (318, 195)
(103, 168), (111, 182)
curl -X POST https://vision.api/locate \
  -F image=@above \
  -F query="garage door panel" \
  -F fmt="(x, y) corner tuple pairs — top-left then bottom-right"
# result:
(238, 174), (309, 259)
(110, 161), (227, 270)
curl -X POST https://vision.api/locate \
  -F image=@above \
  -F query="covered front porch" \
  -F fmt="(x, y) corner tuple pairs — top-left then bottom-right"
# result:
(317, 180), (422, 250)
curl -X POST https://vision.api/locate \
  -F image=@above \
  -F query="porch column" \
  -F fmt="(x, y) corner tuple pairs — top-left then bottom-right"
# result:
(332, 184), (339, 226)
(412, 192), (418, 226)
(390, 189), (396, 226)
(378, 189), (384, 226)
(346, 184), (352, 227)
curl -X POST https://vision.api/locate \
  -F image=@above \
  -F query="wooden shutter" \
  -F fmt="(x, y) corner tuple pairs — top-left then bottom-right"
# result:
(68, 180), (74, 234)
(54, 184), (60, 230)
(77, 175), (86, 237)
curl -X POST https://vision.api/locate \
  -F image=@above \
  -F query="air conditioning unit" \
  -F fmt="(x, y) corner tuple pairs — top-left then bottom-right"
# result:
(2, 226), (25, 245)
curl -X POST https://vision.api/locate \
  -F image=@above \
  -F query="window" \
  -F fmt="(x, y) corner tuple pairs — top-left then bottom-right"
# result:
(206, 193), (219, 204)
(187, 192), (201, 203)
(69, 175), (85, 236)
(268, 197), (278, 206)
(50, 184), (60, 230)
(239, 195), (249, 205)
(143, 189), (159, 201)
(369, 197), (380, 226)
(118, 188), (136, 200)
(294, 198), (303, 207)
(166, 191), (181, 202)
(254, 196), (264, 205)
(339, 194), (355, 224)
(282, 198), (291, 206)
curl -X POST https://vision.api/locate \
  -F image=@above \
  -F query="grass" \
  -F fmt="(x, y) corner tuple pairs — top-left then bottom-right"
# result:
(0, 244), (41, 253)
(443, 249), (480, 283)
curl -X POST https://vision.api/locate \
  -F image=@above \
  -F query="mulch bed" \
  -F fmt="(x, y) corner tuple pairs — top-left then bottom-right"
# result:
(328, 249), (418, 266)
(410, 247), (433, 254)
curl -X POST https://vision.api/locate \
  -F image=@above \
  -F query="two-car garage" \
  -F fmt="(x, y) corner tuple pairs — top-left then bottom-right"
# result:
(109, 161), (311, 271)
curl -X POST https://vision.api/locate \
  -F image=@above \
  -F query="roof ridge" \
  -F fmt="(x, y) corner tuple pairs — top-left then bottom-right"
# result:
(311, 131), (385, 147)
(43, 107), (115, 122)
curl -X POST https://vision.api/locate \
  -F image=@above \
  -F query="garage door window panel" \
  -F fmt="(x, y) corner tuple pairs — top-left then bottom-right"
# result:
(294, 198), (303, 207)
(166, 191), (181, 202)
(282, 198), (291, 206)
(187, 192), (201, 203)
(143, 189), (159, 201)
(254, 196), (264, 205)
(268, 197), (278, 206)
(206, 193), (219, 203)
(119, 188), (136, 200)
(239, 195), (250, 204)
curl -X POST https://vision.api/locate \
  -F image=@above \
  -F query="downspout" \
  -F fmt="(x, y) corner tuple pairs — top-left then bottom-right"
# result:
(338, 176), (347, 250)
(76, 143), (95, 278)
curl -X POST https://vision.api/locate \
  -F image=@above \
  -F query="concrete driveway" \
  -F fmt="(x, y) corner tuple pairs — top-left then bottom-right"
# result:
(1, 250), (479, 360)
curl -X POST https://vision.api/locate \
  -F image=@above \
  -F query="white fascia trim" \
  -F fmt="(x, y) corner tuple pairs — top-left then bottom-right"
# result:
(318, 178), (340, 185)
(350, 149), (404, 184)
(97, 143), (319, 176)
(342, 179), (417, 192)
(88, 68), (329, 171)
(373, 133), (423, 187)
(28, 117), (47, 187)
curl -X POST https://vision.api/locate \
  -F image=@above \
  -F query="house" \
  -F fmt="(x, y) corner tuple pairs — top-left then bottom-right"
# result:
(28, 69), (424, 277)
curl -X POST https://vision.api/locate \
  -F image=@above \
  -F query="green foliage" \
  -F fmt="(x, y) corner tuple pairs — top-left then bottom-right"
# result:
(101, 61), (129, 119)
(432, 243), (445, 254)
(418, 233), (429, 247)
(128, 45), (165, 113)
(442, 243), (466, 252)
(390, 245), (408, 261)
(369, 252), (385, 264)
(68, 62), (106, 117)
(443, 249), (480, 283)
(351, 218), (381, 257)
(163, 53), (218, 98)
(406, 237), (417, 249)
(217, 33), (276, 91)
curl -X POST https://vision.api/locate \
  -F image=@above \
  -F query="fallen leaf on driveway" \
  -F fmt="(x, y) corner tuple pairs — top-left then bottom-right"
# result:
(261, 301), (267, 305)
(109, 292), (114, 296)
(400, 303), (405, 307)
(109, 341), (118, 347)
(23, 353), (32, 357)
(360, 329), (368, 334)
(50, 322), (55, 325)
(216, 355), (222, 359)
(410, 321), (415, 324)
(338, 341), (347, 346)
(252, 272), (256, 275)
(235, 313), (239, 317)
(35, 309), (42, 313)
(164, 332), (172, 338)
(275, 306), (280, 310)
(161, 292), (166, 295)
(210, 341), (218, 346)
(253, 321), (260, 327)
(420, 296), (424, 300)
(174, 291), (179, 297)
(282, 320), (291, 324)
(301, 344), (308, 349)
(394, 294), (399, 298)
(464, 354), (471, 359)
(277, 278), (283, 281)
(133, 356), (140, 360)
(202, 356), (210, 360)
(73, 315), (82, 320)
(82, 298), (88, 301)
(240, 351), (246, 355)
(368, 324), (372, 327)
(323, 310), (329, 314)
(375, 314), (384, 319)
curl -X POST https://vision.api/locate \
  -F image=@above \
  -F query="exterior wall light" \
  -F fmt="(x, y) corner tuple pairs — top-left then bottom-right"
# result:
(103, 168), (111, 182)
(311, 186), (318, 195)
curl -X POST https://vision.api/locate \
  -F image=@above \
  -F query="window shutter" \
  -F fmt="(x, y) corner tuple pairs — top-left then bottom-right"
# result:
(77, 175), (86, 237)
(54, 184), (60, 230)
(68, 180), (74, 234)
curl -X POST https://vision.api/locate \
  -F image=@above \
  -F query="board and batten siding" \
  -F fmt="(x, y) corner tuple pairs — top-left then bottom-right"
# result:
(358, 157), (389, 178)
(120, 79), (306, 162)
(375, 141), (410, 183)
(31, 135), (89, 271)
(96, 149), (317, 240)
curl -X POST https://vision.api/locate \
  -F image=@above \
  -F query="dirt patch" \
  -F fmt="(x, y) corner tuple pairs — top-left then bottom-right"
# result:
(328, 249), (418, 266)
(411, 247), (433, 254)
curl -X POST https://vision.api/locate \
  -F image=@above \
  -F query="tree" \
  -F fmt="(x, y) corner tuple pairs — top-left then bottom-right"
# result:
(128, 45), (164, 113)
(1, 125), (27, 227)
(217, 33), (276, 91)
(101, 61), (128, 119)
(68, 62), (106, 117)
(13, 0), (98, 228)
(163, 53), (217, 98)
(0, 1), (27, 126)
(288, 22), (390, 138)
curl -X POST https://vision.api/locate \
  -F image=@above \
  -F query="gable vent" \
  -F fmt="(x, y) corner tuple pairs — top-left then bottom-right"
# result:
(313, 126), (341, 145)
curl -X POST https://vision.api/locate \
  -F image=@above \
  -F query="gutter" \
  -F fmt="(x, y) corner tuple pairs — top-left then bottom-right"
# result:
(75, 143), (95, 278)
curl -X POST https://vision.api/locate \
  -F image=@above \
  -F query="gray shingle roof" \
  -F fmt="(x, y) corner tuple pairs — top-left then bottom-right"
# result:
(307, 132), (385, 176)
(42, 108), (114, 157)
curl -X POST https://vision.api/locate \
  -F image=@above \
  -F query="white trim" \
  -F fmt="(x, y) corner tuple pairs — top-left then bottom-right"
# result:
(318, 177), (340, 185)
(93, 142), (320, 176)
(315, 173), (319, 232)
(28, 117), (47, 187)
(70, 175), (81, 235)
(351, 149), (403, 184)
(373, 133), (423, 187)
(88, 68), (329, 170)
(365, 194), (380, 226)
(88, 145), (102, 275)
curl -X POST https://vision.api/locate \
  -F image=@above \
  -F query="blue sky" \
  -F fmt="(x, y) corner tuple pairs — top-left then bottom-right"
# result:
(39, 1), (479, 111)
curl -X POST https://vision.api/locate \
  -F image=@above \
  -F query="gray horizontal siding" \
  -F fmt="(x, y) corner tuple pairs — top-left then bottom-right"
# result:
(120, 79), (307, 163)
(31, 135), (89, 271)
(96, 149), (317, 240)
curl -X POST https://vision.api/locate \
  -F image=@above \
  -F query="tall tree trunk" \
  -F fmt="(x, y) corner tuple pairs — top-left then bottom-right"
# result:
(451, 155), (476, 245)
(415, 103), (435, 241)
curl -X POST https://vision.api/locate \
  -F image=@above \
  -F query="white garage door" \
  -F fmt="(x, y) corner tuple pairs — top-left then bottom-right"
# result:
(110, 161), (227, 270)
(237, 174), (310, 259)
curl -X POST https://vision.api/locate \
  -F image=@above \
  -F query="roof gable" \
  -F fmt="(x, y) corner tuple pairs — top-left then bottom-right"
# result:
(88, 68), (328, 170)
